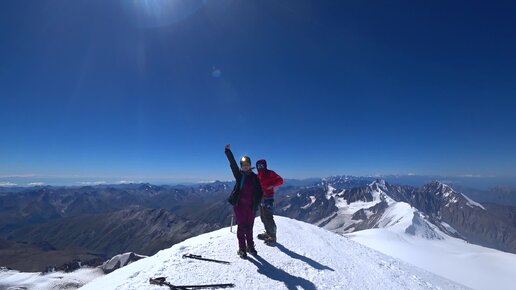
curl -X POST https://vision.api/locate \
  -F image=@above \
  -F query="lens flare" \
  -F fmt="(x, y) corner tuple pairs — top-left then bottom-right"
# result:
(128, 0), (207, 27)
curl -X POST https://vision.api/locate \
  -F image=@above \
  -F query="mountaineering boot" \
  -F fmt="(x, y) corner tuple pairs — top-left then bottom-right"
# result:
(264, 234), (276, 246)
(246, 243), (258, 256)
(237, 248), (247, 259)
(257, 232), (269, 240)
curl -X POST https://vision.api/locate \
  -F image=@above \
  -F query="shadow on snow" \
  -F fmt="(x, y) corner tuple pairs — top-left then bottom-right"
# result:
(275, 243), (335, 272)
(248, 255), (317, 290)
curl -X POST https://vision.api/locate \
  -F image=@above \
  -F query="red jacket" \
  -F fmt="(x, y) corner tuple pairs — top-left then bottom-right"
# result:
(256, 159), (283, 199)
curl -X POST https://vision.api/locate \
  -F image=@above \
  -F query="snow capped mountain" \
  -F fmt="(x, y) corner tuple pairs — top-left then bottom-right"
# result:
(100, 252), (147, 274)
(79, 216), (466, 290)
(385, 180), (516, 253)
(281, 178), (515, 254)
(290, 179), (516, 290)
(414, 181), (486, 214)
(348, 222), (516, 290)
(316, 180), (442, 239)
(276, 179), (516, 289)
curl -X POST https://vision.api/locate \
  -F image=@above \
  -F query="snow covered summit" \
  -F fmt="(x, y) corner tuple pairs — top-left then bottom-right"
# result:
(80, 216), (466, 290)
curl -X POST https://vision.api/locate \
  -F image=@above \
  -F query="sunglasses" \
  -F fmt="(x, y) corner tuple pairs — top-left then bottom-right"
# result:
(256, 163), (265, 169)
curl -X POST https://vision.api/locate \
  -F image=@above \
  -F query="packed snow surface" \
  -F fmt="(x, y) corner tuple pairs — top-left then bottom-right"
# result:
(348, 228), (516, 290)
(80, 216), (466, 290)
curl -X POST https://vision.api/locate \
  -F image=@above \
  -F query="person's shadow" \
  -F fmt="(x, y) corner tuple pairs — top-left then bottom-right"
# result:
(276, 243), (334, 271)
(247, 255), (317, 290)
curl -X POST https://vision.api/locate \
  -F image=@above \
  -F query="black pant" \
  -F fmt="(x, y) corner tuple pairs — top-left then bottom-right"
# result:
(260, 199), (276, 237)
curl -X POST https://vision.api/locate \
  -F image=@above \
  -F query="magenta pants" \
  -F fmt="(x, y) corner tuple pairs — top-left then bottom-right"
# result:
(234, 206), (255, 249)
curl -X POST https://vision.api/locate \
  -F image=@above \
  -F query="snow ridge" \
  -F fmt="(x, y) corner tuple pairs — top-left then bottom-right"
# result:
(460, 193), (486, 210)
(80, 217), (466, 290)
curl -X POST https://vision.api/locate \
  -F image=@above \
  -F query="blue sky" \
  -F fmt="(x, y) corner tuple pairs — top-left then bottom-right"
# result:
(1, 0), (515, 184)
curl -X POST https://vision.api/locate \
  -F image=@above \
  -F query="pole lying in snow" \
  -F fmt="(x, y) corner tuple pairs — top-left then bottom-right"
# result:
(182, 254), (231, 265)
(150, 277), (235, 289)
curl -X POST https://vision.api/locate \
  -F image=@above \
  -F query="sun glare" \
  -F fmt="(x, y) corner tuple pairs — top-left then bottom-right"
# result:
(129, 0), (207, 27)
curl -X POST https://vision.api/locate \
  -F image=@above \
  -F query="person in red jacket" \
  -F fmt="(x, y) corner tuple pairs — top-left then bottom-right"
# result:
(255, 159), (283, 245)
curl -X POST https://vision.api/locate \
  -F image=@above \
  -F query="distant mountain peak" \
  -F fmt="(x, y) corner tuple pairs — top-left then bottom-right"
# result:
(368, 179), (388, 191)
(426, 180), (449, 189)
(425, 182), (456, 205)
(422, 181), (485, 210)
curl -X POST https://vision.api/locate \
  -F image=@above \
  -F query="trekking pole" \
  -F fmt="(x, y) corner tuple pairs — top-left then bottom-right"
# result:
(182, 254), (230, 265)
(150, 277), (235, 289)
(229, 214), (234, 233)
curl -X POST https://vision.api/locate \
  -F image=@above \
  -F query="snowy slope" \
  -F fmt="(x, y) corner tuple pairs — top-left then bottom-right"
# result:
(0, 267), (104, 290)
(348, 224), (516, 290)
(80, 216), (466, 290)
(0, 252), (147, 290)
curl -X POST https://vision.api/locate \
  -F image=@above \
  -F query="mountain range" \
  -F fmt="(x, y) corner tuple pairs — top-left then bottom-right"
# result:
(0, 177), (515, 275)
(275, 178), (516, 254)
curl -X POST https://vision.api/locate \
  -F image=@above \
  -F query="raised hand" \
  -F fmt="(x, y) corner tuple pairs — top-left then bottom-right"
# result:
(225, 144), (231, 150)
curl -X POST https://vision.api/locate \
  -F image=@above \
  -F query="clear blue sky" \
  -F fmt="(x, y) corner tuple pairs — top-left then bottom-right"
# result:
(1, 0), (515, 184)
